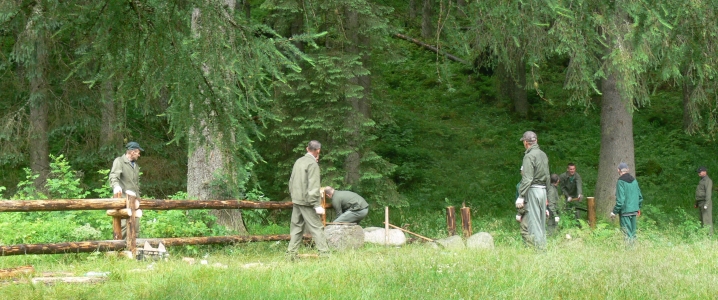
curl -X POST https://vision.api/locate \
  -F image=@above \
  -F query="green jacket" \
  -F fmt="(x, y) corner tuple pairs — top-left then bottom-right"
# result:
(695, 175), (713, 206)
(613, 173), (643, 215)
(559, 172), (583, 198)
(109, 154), (141, 196)
(547, 184), (559, 215)
(331, 191), (369, 215)
(289, 153), (321, 207)
(519, 144), (550, 198)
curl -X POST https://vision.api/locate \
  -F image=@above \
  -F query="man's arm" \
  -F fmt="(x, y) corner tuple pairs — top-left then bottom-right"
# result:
(518, 157), (533, 198)
(109, 158), (123, 197)
(332, 195), (343, 216)
(306, 162), (322, 208)
(613, 182), (625, 214)
(576, 173), (583, 198)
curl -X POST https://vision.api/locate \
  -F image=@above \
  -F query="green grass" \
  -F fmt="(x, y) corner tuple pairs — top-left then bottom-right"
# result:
(1, 230), (717, 299)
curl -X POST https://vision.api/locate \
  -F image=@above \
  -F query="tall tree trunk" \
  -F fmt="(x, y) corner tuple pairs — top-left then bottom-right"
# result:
(100, 80), (121, 150)
(497, 57), (528, 117)
(189, 4), (246, 234)
(594, 72), (635, 217)
(682, 76), (696, 134)
(409, 0), (416, 20)
(28, 4), (49, 191)
(421, 0), (434, 40)
(343, 7), (372, 188)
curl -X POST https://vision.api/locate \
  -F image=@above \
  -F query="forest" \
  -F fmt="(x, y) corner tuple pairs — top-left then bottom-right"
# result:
(1, 0), (717, 243)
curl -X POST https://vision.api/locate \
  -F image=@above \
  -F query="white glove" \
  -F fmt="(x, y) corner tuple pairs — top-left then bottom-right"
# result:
(515, 215), (521, 222)
(567, 196), (573, 202)
(113, 185), (122, 195)
(546, 210), (549, 217)
(555, 216), (560, 223)
(515, 197), (524, 209)
(704, 205), (708, 210)
(610, 212), (616, 218)
(314, 206), (325, 215)
(577, 194), (583, 201)
(125, 190), (136, 197)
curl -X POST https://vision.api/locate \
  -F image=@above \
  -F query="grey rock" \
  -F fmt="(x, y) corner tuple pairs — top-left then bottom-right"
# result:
(325, 224), (365, 250)
(363, 227), (407, 246)
(434, 235), (465, 250)
(466, 232), (494, 249)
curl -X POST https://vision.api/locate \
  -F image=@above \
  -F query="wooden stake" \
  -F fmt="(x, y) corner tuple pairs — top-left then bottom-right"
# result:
(587, 197), (596, 229)
(385, 207), (389, 246)
(112, 217), (122, 240)
(383, 222), (434, 242)
(446, 206), (456, 236)
(460, 203), (472, 238)
(126, 195), (138, 257)
(320, 187), (326, 227)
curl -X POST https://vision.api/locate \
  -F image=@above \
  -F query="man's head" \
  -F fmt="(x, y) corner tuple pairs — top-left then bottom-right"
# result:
(324, 186), (335, 198)
(567, 163), (576, 176)
(617, 162), (629, 174)
(125, 142), (144, 161)
(306, 140), (321, 161)
(550, 174), (559, 185)
(697, 166), (708, 177)
(520, 131), (537, 149)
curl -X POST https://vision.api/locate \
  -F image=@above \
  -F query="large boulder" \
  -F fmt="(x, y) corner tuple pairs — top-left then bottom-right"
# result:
(325, 224), (365, 250)
(434, 235), (465, 250)
(466, 232), (494, 249)
(363, 227), (407, 246)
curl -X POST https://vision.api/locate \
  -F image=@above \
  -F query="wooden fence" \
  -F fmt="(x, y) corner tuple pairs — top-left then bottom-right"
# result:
(0, 196), (320, 257)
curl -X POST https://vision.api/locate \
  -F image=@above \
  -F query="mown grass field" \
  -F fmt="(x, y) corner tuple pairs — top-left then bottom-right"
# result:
(1, 225), (717, 300)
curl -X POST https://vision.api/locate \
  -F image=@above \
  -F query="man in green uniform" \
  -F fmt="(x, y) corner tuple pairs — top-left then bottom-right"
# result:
(516, 131), (550, 249)
(515, 167), (530, 245)
(109, 142), (143, 238)
(695, 166), (713, 234)
(324, 186), (369, 225)
(287, 140), (329, 259)
(546, 174), (560, 236)
(610, 162), (643, 244)
(559, 163), (583, 220)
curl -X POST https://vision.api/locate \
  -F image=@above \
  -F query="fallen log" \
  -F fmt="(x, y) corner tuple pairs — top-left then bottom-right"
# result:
(392, 33), (469, 65)
(138, 200), (296, 210)
(139, 234), (312, 247)
(0, 240), (126, 256)
(0, 199), (301, 212)
(0, 199), (126, 212)
(0, 266), (34, 279)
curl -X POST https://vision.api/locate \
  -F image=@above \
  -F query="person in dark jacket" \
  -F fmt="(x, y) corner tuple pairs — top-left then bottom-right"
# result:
(610, 162), (643, 244)
(695, 166), (713, 234)
(324, 187), (369, 224)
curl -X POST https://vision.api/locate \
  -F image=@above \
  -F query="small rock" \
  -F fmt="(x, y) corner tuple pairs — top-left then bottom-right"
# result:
(363, 227), (407, 246)
(182, 257), (196, 265)
(434, 235), (465, 250)
(466, 232), (494, 249)
(325, 224), (364, 250)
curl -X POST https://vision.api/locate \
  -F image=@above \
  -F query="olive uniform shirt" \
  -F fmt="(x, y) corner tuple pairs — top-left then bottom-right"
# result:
(109, 154), (140, 195)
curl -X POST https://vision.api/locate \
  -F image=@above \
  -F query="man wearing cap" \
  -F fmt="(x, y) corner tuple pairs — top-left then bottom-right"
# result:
(109, 142), (144, 238)
(287, 140), (329, 260)
(516, 131), (550, 249)
(610, 163), (643, 243)
(324, 187), (369, 225)
(695, 166), (713, 234)
(559, 163), (584, 220)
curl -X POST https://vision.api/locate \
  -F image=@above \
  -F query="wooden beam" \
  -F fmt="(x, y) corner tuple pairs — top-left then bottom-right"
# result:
(137, 199), (295, 210)
(0, 199), (297, 213)
(138, 234), (310, 247)
(0, 240), (126, 256)
(0, 199), (126, 212)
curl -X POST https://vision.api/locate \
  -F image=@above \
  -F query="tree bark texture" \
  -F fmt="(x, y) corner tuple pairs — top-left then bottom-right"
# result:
(189, 2), (247, 234)
(497, 58), (528, 117)
(409, 0), (417, 20)
(28, 4), (49, 191)
(594, 72), (635, 217)
(682, 77), (696, 134)
(0, 240), (126, 256)
(100, 80), (121, 149)
(421, 0), (434, 40)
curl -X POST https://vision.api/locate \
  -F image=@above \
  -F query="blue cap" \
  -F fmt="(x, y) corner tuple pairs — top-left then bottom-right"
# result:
(618, 162), (628, 170)
(126, 142), (144, 151)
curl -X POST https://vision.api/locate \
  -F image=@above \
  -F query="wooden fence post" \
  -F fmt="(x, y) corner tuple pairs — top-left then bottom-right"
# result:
(112, 217), (122, 240)
(446, 206), (456, 236)
(460, 204), (472, 238)
(384, 207), (389, 245)
(587, 197), (596, 229)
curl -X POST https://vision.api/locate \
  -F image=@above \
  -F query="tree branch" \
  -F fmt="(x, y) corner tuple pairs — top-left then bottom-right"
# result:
(392, 33), (468, 65)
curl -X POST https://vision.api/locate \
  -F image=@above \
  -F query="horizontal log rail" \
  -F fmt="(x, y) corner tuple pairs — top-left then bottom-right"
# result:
(0, 235), (314, 256)
(0, 199), (302, 212)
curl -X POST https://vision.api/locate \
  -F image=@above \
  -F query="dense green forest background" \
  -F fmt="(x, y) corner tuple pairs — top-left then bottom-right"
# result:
(1, 0), (716, 241)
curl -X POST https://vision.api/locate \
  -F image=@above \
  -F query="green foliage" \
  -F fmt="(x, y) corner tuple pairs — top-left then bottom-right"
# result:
(11, 168), (47, 200)
(92, 169), (113, 199)
(141, 190), (229, 239)
(45, 154), (89, 199)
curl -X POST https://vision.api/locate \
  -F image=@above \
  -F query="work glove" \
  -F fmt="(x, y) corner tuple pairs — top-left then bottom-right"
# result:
(555, 216), (560, 223)
(577, 194), (583, 201)
(610, 212), (616, 219)
(314, 206), (325, 215)
(704, 205), (708, 210)
(515, 197), (525, 209)
(113, 185), (123, 198)
(515, 215), (521, 222)
(567, 196), (573, 202)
